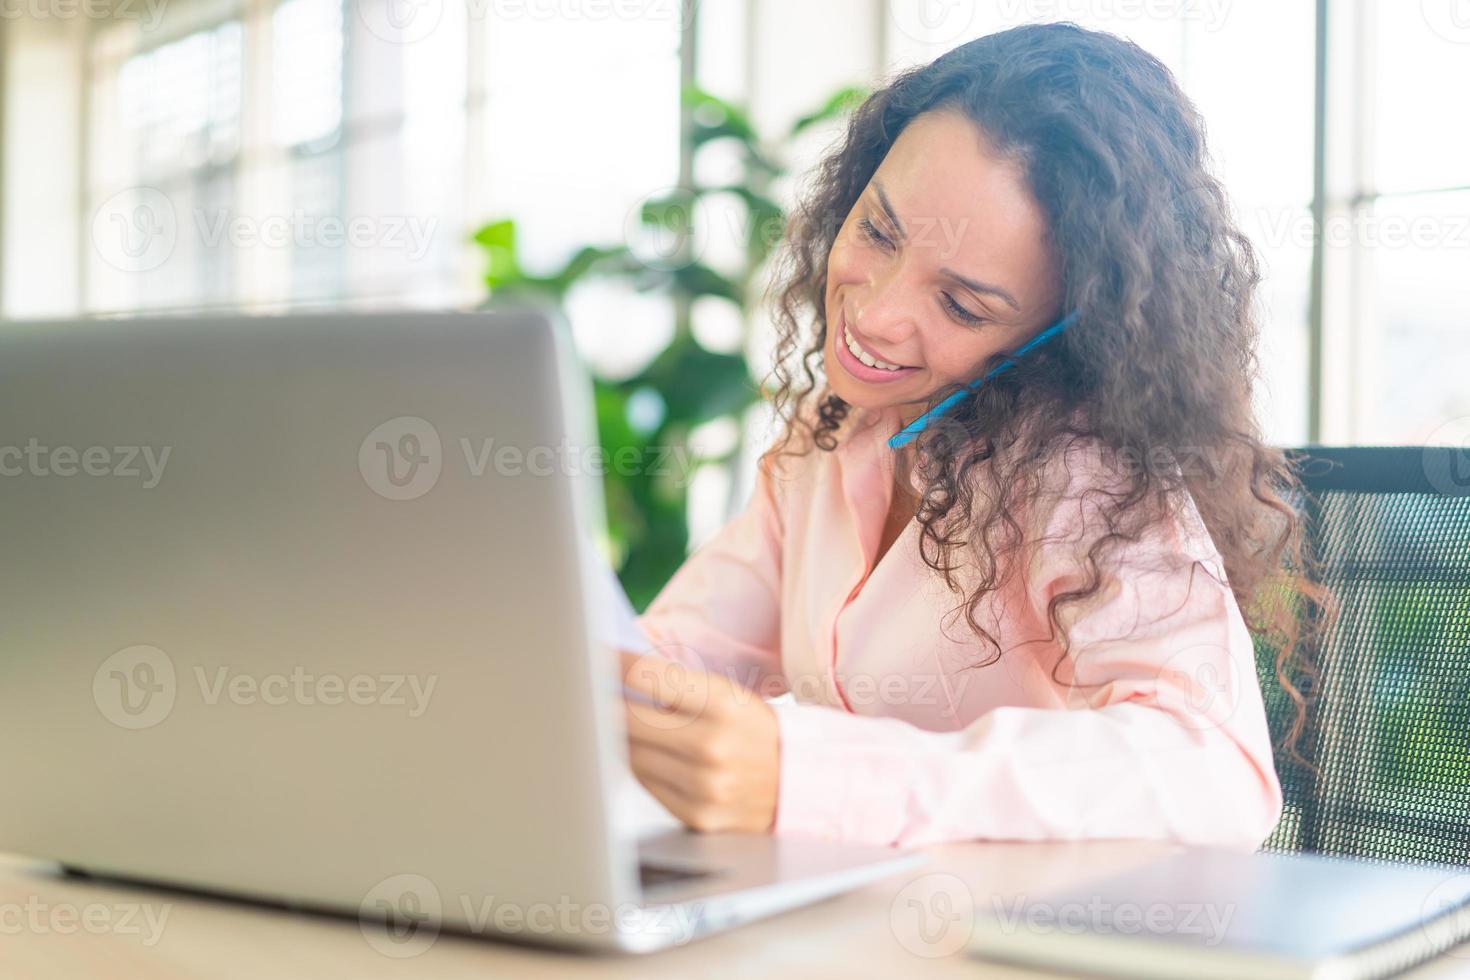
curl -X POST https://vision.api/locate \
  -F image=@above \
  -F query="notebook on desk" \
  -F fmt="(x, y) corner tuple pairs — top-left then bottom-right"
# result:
(969, 846), (1470, 980)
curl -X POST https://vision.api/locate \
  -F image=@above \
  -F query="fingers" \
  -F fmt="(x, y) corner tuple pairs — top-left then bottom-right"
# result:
(618, 660), (779, 836)
(623, 700), (705, 761)
(620, 652), (713, 717)
(626, 741), (690, 790)
(626, 742), (736, 834)
(626, 737), (716, 831)
(627, 761), (700, 828)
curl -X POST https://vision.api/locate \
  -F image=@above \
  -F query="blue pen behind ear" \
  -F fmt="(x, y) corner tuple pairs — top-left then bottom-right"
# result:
(887, 310), (1078, 450)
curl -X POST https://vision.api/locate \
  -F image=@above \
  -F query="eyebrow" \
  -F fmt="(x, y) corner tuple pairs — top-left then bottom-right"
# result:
(871, 179), (1024, 313)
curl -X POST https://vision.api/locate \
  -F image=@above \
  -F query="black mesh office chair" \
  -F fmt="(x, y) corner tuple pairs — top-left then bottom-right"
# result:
(1257, 446), (1470, 866)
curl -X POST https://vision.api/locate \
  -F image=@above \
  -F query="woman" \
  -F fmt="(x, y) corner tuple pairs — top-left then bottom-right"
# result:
(619, 22), (1320, 850)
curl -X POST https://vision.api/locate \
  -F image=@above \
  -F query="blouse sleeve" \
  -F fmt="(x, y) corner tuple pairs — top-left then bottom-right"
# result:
(632, 454), (790, 698)
(768, 440), (1285, 850)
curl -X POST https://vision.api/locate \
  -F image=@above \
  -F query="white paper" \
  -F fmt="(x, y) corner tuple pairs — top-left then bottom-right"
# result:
(584, 549), (679, 830)
(587, 546), (652, 655)
(614, 767), (683, 835)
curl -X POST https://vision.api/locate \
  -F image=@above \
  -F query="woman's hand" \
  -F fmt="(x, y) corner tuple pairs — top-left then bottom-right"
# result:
(620, 651), (779, 833)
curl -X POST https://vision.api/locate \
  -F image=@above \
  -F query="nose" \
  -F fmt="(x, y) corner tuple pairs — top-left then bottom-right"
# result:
(849, 257), (921, 349)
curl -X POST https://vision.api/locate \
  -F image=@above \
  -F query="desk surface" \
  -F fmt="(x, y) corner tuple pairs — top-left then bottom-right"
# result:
(2, 841), (1468, 980)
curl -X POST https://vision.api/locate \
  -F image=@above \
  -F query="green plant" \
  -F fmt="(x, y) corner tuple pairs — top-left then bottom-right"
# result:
(471, 84), (866, 610)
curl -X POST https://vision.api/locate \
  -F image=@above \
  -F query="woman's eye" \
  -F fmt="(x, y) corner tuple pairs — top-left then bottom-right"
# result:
(941, 292), (984, 326)
(857, 217), (893, 250)
(855, 216), (983, 327)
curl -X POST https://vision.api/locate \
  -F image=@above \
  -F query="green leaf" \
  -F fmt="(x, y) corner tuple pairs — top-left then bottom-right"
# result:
(550, 244), (635, 292)
(788, 85), (868, 138)
(682, 84), (757, 144)
(472, 82), (864, 607)
(640, 191), (701, 232)
(637, 332), (756, 426)
(671, 261), (743, 304)
(470, 218), (522, 288)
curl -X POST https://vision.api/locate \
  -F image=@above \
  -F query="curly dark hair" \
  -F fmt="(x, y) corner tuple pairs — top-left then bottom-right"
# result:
(760, 22), (1334, 764)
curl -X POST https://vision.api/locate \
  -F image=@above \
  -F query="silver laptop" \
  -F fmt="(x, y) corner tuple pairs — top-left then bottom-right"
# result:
(0, 307), (922, 953)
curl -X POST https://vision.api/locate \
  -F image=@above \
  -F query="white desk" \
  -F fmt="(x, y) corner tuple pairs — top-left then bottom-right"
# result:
(2, 841), (1468, 979)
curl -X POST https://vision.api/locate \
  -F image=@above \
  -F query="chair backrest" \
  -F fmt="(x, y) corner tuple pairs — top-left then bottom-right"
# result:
(1258, 446), (1470, 865)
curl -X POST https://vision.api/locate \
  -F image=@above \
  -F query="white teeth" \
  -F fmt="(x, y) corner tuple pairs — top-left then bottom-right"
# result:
(844, 324), (904, 371)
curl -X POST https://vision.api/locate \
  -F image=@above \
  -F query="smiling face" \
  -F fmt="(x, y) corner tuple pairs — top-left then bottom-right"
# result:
(823, 108), (1066, 424)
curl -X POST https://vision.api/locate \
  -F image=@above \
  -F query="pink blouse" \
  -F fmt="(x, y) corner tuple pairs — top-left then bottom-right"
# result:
(634, 404), (1284, 849)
